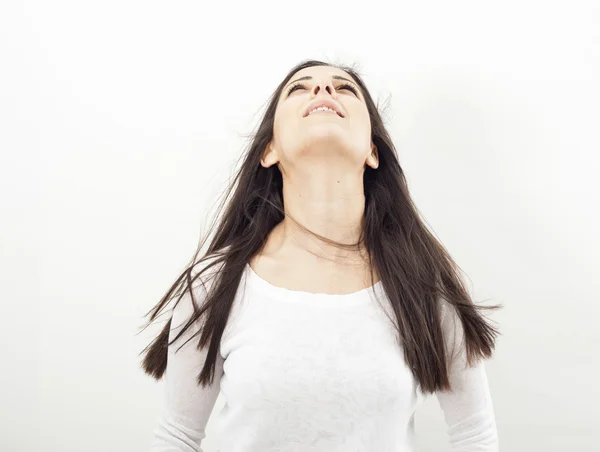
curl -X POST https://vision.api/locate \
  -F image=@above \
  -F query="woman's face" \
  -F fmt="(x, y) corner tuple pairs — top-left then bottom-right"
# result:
(262, 66), (378, 172)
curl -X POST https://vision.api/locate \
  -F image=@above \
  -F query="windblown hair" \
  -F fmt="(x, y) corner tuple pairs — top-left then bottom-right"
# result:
(138, 59), (502, 394)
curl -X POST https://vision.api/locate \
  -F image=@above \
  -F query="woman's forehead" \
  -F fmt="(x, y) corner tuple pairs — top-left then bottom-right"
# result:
(290, 66), (355, 82)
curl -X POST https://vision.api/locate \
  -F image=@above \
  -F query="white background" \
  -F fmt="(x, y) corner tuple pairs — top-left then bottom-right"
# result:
(2, 1), (599, 451)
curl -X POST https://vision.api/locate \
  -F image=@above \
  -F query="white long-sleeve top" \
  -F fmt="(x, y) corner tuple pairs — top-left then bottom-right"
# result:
(150, 262), (498, 452)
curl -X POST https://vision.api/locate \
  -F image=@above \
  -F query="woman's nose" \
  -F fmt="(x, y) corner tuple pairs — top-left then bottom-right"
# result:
(311, 79), (336, 98)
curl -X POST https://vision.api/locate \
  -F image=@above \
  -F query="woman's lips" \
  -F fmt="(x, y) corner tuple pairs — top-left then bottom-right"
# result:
(307, 109), (340, 116)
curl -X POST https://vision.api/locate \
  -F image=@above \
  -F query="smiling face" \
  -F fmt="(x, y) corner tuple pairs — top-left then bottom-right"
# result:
(261, 65), (378, 173)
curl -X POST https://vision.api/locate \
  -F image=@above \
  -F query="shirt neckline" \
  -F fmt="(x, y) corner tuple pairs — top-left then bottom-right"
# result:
(245, 262), (384, 306)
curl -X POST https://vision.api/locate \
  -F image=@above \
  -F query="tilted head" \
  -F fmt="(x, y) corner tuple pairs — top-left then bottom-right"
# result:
(261, 63), (379, 178)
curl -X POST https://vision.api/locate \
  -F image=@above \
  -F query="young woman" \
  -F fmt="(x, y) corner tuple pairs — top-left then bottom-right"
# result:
(140, 59), (502, 452)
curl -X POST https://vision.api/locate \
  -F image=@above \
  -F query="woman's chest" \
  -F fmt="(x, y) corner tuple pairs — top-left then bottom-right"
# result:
(219, 303), (417, 417)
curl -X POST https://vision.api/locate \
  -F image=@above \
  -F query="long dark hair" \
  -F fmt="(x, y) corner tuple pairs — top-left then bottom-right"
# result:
(138, 59), (502, 394)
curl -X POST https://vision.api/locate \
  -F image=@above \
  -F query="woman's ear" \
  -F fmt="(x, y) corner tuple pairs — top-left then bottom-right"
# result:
(261, 144), (278, 168)
(367, 143), (379, 169)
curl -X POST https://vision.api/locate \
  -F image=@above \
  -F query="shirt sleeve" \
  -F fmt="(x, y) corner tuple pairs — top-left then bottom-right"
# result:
(150, 284), (224, 452)
(435, 302), (499, 452)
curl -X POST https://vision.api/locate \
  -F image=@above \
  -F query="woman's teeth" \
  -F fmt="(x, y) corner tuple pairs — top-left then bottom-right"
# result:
(309, 107), (337, 115)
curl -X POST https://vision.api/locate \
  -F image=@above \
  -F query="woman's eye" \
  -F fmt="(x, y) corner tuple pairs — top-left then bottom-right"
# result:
(337, 83), (359, 96)
(286, 83), (305, 96)
(285, 82), (359, 97)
